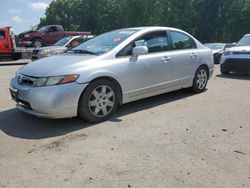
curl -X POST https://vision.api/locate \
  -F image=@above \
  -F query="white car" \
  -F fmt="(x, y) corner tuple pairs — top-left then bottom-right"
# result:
(220, 34), (250, 74)
(32, 35), (94, 60)
(204, 43), (227, 64)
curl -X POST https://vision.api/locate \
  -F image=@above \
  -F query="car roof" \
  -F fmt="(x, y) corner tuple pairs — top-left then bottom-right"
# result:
(204, 43), (226, 45)
(119, 26), (182, 32)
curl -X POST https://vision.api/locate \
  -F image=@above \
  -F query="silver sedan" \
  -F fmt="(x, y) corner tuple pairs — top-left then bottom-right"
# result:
(10, 27), (213, 122)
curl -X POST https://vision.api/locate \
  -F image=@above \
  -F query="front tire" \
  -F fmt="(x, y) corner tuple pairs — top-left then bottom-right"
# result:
(220, 68), (230, 75)
(32, 38), (44, 48)
(192, 66), (208, 93)
(78, 79), (119, 123)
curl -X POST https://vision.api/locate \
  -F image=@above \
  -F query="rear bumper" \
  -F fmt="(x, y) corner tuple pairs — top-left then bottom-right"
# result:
(221, 58), (250, 72)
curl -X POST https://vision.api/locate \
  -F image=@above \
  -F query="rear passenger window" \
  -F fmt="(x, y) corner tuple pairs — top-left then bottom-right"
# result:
(170, 31), (196, 50)
(0, 31), (5, 40)
(56, 26), (63, 32)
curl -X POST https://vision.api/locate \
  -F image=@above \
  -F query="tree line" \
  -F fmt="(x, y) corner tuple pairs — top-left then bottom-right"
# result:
(38, 0), (250, 43)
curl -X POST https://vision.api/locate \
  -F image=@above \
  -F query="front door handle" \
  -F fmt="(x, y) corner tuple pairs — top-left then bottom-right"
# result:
(190, 53), (197, 59)
(161, 56), (172, 63)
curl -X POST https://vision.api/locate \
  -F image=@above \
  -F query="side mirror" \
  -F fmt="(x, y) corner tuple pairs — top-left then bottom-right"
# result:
(130, 46), (148, 61)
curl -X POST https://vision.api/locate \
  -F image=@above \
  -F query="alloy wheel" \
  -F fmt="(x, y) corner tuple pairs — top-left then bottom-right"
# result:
(196, 69), (208, 90)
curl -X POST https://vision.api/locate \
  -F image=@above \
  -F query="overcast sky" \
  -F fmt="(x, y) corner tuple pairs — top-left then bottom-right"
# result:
(0, 0), (53, 34)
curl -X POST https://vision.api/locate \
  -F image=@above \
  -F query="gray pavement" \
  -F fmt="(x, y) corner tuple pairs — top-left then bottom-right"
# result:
(0, 64), (249, 188)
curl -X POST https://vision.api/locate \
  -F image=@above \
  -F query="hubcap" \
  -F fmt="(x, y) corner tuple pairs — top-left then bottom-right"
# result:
(88, 85), (115, 118)
(34, 41), (42, 48)
(196, 69), (207, 90)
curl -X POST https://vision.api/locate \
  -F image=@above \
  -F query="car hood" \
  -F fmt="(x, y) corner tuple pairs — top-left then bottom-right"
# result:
(19, 30), (38, 37)
(228, 46), (250, 52)
(36, 46), (65, 51)
(36, 46), (67, 53)
(20, 54), (99, 77)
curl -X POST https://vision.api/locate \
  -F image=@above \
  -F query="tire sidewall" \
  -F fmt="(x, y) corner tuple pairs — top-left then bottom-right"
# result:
(220, 68), (230, 75)
(32, 38), (43, 48)
(192, 66), (208, 93)
(78, 79), (119, 122)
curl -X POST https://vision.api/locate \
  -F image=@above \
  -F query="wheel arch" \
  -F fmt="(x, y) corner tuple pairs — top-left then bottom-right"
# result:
(31, 37), (44, 46)
(78, 74), (123, 106)
(90, 76), (123, 105)
(197, 64), (209, 78)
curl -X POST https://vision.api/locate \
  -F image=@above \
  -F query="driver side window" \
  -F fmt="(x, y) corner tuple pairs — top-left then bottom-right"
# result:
(48, 26), (58, 32)
(117, 31), (169, 57)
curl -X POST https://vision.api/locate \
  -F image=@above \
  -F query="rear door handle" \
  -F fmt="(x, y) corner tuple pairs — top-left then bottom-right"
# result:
(161, 56), (172, 63)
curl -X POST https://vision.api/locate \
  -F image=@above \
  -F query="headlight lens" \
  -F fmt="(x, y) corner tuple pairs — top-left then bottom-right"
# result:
(24, 34), (30, 38)
(33, 75), (79, 87)
(223, 51), (231, 56)
(39, 49), (50, 55)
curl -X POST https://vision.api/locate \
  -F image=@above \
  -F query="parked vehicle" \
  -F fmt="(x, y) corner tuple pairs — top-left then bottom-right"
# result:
(220, 34), (250, 74)
(0, 27), (33, 60)
(204, 43), (227, 64)
(10, 27), (214, 122)
(18, 25), (92, 48)
(32, 35), (94, 60)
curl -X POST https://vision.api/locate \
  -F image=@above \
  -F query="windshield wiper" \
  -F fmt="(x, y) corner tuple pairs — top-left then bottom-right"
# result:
(68, 49), (99, 55)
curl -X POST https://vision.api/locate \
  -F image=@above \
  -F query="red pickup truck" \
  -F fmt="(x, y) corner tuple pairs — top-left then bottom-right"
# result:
(18, 25), (92, 48)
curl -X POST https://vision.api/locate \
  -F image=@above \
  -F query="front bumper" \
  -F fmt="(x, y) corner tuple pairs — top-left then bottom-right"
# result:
(10, 76), (88, 118)
(221, 58), (250, 73)
(18, 39), (32, 47)
(32, 53), (51, 61)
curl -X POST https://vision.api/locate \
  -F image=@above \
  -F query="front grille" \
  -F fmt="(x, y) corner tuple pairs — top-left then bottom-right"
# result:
(17, 74), (37, 86)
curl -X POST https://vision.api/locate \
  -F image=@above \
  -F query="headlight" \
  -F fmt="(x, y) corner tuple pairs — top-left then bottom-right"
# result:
(24, 34), (30, 38)
(223, 51), (231, 56)
(39, 49), (50, 55)
(33, 75), (79, 87)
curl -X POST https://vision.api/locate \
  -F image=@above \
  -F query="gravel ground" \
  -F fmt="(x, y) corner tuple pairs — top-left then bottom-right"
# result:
(0, 64), (249, 188)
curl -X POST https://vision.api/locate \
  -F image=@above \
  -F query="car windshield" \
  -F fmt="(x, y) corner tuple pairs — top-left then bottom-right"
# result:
(54, 37), (72, 46)
(237, 35), (250, 46)
(68, 29), (139, 55)
(205, 44), (225, 50)
(38, 26), (48, 32)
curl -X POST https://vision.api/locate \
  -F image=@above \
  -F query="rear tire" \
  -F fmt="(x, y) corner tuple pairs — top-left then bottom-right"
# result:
(78, 79), (119, 123)
(192, 66), (208, 93)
